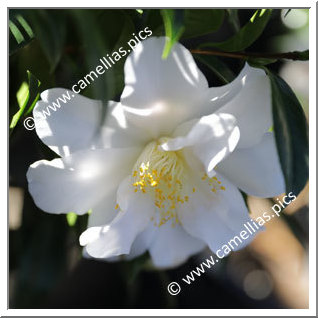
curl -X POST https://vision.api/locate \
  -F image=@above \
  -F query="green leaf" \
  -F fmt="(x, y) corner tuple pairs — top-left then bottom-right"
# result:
(9, 20), (24, 44)
(182, 9), (224, 39)
(15, 14), (34, 38)
(200, 9), (272, 52)
(96, 10), (135, 96)
(71, 9), (112, 131)
(247, 57), (277, 66)
(142, 9), (165, 37)
(268, 71), (308, 196)
(161, 9), (185, 59)
(10, 71), (41, 131)
(24, 10), (66, 72)
(9, 11), (34, 55)
(72, 10), (111, 101)
(193, 54), (235, 84)
(66, 212), (78, 227)
(226, 9), (240, 32)
(16, 82), (29, 108)
(297, 49), (309, 61)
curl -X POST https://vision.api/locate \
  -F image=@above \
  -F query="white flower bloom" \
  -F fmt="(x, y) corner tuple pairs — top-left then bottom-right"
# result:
(27, 37), (285, 268)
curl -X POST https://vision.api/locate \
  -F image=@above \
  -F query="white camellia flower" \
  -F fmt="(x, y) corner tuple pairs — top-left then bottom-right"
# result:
(27, 37), (285, 268)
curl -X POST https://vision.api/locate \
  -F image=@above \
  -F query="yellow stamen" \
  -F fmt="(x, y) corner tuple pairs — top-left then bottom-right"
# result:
(131, 139), (191, 228)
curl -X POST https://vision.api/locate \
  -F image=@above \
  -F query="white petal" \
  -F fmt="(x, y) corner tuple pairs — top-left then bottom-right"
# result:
(83, 224), (156, 262)
(33, 89), (104, 156)
(149, 222), (205, 268)
(27, 147), (139, 214)
(216, 64), (272, 148)
(120, 40), (264, 140)
(34, 90), (147, 155)
(87, 190), (118, 227)
(125, 224), (157, 260)
(101, 102), (150, 148)
(200, 63), (260, 117)
(82, 247), (121, 263)
(178, 172), (259, 253)
(120, 37), (209, 138)
(216, 132), (285, 198)
(81, 176), (154, 258)
(160, 112), (240, 176)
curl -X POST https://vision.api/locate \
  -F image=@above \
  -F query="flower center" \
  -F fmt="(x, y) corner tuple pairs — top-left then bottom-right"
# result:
(116, 138), (227, 228)
(131, 138), (188, 227)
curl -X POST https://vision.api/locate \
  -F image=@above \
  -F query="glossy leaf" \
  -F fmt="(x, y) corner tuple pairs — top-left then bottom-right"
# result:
(10, 71), (41, 131)
(182, 9), (224, 39)
(16, 82), (29, 108)
(269, 71), (309, 196)
(247, 57), (277, 66)
(200, 9), (272, 52)
(161, 9), (185, 59)
(193, 54), (235, 84)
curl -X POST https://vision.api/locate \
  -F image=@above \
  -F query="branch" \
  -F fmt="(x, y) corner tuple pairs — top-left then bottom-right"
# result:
(190, 49), (309, 61)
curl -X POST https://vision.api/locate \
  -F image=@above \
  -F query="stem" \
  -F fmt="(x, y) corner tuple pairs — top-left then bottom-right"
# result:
(190, 49), (308, 61)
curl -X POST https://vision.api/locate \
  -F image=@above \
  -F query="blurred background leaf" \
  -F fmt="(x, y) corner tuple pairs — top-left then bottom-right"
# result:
(226, 9), (240, 32)
(9, 11), (34, 55)
(269, 70), (309, 196)
(9, 11), (34, 56)
(182, 9), (225, 39)
(71, 10), (111, 102)
(200, 9), (272, 52)
(23, 10), (66, 72)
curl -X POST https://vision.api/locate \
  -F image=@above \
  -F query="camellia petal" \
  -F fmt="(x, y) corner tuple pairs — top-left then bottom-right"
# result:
(87, 190), (119, 227)
(121, 37), (217, 138)
(121, 52), (266, 141)
(122, 36), (207, 107)
(101, 101), (150, 148)
(160, 112), (240, 176)
(177, 172), (259, 253)
(34, 91), (147, 155)
(216, 132), (285, 198)
(83, 224), (157, 262)
(81, 176), (154, 258)
(33, 89), (104, 157)
(216, 64), (272, 149)
(27, 147), (140, 215)
(124, 224), (158, 260)
(200, 63), (261, 117)
(149, 221), (205, 268)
